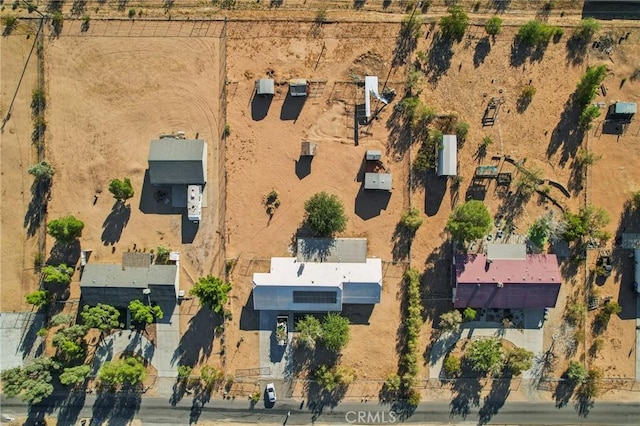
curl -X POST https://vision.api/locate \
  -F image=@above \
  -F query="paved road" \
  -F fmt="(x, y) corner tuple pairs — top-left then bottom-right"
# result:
(2, 396), (640, 425)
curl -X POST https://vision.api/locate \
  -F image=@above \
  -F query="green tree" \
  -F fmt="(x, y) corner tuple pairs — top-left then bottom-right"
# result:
(484, 16), (503, 37)
(575, 65), (607, 108)
(443, 355), (462, 377)
(25, 290), (50, 307)
(99, 356), (147, 386)
(465, 338), (504, 376)
(47, 215), (84, 244)
(108, 177), (135, 201)
(400, 207), (423, 233)
(295, 315), (322, 349)
(59, 364), (91, 386)
(52, 325), (88, 362)
(439, 5), (469, 41)
(445, 200), (492, 242)
(28, 161), (55, 181)
(562, 205), (610, 243)
(462, 307), (477, 322)
(574, 17), (601, 41)
(517, 20), (560, 45)
(504, 347), (534, 376)
(321, 312), (350, 353)
(304, 192), (347, 236)
(579, 104), (601, 129)
(42, 263), (74, 285)
(190, 275), (232, 313)
(578, 367), (602, 398)
(439, 310), (462, 332)
(128, 299), (163, 325)
(595, 301), (622, 327)
(528, 215), (552, 248)
(383, 373), (401, 393)
(455, 121), (470, 142)
(1, 357), (59, 404)
(81, 304), (121, 333)
(314, 364), (355, 392)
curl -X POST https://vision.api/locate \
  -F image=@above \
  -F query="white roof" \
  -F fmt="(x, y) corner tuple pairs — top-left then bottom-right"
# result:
(438, 134), (457, 176)
(253, 257), (382, 288)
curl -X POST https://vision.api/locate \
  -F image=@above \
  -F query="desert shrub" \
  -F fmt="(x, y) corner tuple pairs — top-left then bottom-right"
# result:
(455, 121), (470, 142)
(521, 85), (537, 99)
(565, 301), (585, 324)
(383, 373), (401, 393)
(575, 148), (601, 167)
(443, 355), (461, 377)
(439, 5), (469, 41)
(574, 18), (601, 41)
(565, 361), (587, 384)
(517, 20), (561, 45)
(1, 14), (18, 31)
(99, 356), (147, 387)
(177, 365), (192, 380)
(462, 307), (477, 322)
(28, 161), (55, 181)
(439, 310), (462, 332)
(504, 347), (533, 376)
(485, 16), (502, 36)
(595, 301), (621, 327)
(400, 207), (423, 233)
(515, 166), (543, 197)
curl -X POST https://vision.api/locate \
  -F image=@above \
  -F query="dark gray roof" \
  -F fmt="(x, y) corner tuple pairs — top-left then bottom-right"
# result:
(297, 238), (367, 263)
(148, 139), (207, 185)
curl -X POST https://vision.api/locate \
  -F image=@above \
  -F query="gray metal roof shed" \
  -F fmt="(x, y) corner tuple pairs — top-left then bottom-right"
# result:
(437, 135), (457, 177)
(297, 238), (368, 263)
(364, 172), (392, 191)
(301, 141), (317, 156)
(289, 79), (308, 97)
(255, 79), (275, 96)
(614, 102), (637, 115)
(365, 150), (382, 161)
(148, 139), (207, 185)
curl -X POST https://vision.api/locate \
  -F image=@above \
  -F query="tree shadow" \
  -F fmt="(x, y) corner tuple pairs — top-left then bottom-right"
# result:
(392, 16), (422, 68)
(425, 32), (455, 86)
(574, 393), (595, 418)
(492, 0), (511, 13)
(47, 240), (81, 270)
(450, 377), (482, 419)
(565, 34), (589, 66)
(478, 378), (511, 425)
(24, 178), (52, 237)
(547, 96), (585, 166)
(56, 391), (87, 426)
(101, 201), (131, 246)
(516, 94), (533, 113)
(71, 1), (88, 15)
(307, 381), (348, 417)
(510, 40), (549, 69)
(189, 382), (212, 425)
(92, 386), (142, 426)
(18, 312), (46, 359)
(385, 105), (412, 157)
(391, 222), (413, 262)
(473, 37), (491, 68)
(171, 307), (220, 368)
(568, 160), (585, 195)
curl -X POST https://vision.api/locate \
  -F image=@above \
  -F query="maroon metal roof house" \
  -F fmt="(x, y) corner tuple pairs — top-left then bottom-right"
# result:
(452, 253), (562, 309)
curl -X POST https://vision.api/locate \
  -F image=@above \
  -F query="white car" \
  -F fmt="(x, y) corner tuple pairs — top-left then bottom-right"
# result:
(266, 383), (277, 403)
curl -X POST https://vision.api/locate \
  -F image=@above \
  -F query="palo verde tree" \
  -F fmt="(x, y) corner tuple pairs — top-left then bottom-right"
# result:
(25, 290), (50, 308)
(295, 315), (323, 349)
(484, 16), (503, 37)
(314, 364), (356, 392)
(190, 275), (232, 313)
(59, 364), (91, 386)
(81, 303), (122, 334)
(573, 18), (601, 42)
(47, 215), (84, 244)
(439, 5), (469, 42)
(128, 299), (163, 325)
(516, 20), (562, 46)
(304, 192), (347, 237)
(320, 312), (351, 353)
(108, 177), (135, 202)
(562, 204), (610, 243)
(99, 356), (147, 387)
(42, 263), (74, 285)
(445, 200), (492, 243)
(465, 337), (504, 376)
(0, 357), (59, 405)
(52, 325), (88, 363)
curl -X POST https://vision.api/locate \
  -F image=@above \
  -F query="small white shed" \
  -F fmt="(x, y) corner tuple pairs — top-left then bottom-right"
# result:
(437, 135), (457, 177)
(289, 79), (308, 97)
(255, 79), (275, 96)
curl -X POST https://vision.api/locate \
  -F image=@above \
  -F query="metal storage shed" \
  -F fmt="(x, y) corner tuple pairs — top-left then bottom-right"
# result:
(255, 79), (275, 96)
(300, 141), (317, 157)
(613, 101), (637, 117)
(437, 135), (457, 177)
(365, 150), (382, 161)
(364, 172), (392, 191)
(289, 79), (308, 97)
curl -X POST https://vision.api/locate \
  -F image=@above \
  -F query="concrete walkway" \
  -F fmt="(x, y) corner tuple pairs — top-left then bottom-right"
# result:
(93, 306), (180, 378)
(429, 311), (544, 379)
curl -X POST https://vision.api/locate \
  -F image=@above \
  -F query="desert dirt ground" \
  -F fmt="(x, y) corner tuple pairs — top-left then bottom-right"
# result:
(1, 3), (639, 405)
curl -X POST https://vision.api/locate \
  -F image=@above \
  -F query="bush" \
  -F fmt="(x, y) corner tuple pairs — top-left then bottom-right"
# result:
(42, 263), (74, 285)
(485, 16), (503, 36)
(321, 312), (350, 353)
(455, 121), (470, 142)
(517, 20), (560, 45)
(108, 178), (134, 201)
(462, 307), (476, 322)
(439, 310), (462, 332)
(595, 301), (621, 327)
(1, 14), (18, 31)
(31, 88), (46, 115)
(439, 5), (469, 42)
(383, 373), (401, 393)
(575, 148), (601, 167)
(575, 65), (607, 108)
(400, 208), (423, 233)
(521, 84), (537, 99)
(504, 347), (533, 376)
(527, 215), (552, 248)
(177, 365), (192, 380)
(51, 11), (63, 33)
(443, 355), (461, 377)
(405, 387), (421, 406)
(28, 161), (55, 181)
(304, 192), (347, 236)
(99, 356), (147, 386)
(574, 18), (601, 41)
(562, 205), (610, 243)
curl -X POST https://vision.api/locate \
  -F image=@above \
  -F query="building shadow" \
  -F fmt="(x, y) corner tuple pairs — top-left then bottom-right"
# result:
(24, 178), (52, 238)
(251, 94), (273, 121)
(181, 212), (199, 244)
(280, 94), (306, 121)
(171, 307), (219, 368)
(101, 201), (131, 246)
(138, 170), (180, 215)
(473, 37), (491, 68)
(354, 186), (391, 220)
(295, 156), (312, 180)
(341, 304), (374, 325)
(239, 293), (260, 331)
(425, 172), (447, 217)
